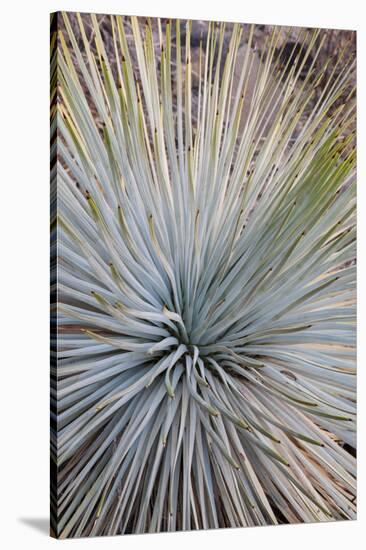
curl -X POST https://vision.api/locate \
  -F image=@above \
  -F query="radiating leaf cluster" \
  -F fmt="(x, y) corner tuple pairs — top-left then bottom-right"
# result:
(52, 12), (356, 538)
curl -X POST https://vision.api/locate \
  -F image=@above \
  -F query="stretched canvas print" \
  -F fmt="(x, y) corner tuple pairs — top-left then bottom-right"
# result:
(50, 11), (356, 539)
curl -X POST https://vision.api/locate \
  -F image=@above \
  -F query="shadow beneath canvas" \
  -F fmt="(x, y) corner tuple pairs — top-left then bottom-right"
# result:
(18, 517), (49, 536)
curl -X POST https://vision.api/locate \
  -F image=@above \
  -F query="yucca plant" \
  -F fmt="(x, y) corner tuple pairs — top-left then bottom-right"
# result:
(51, 12), (356, 538)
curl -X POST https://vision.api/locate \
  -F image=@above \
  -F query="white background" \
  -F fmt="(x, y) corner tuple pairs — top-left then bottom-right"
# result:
(0, 0), (364, 548)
